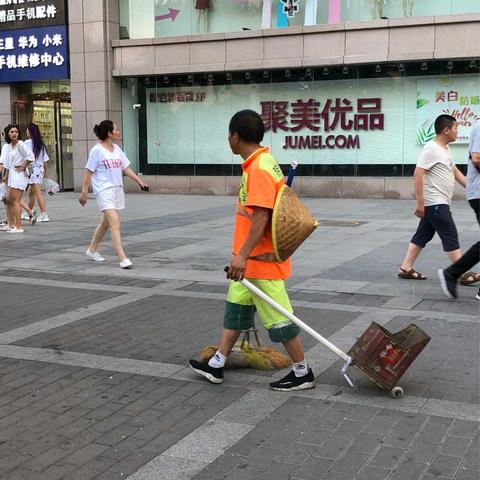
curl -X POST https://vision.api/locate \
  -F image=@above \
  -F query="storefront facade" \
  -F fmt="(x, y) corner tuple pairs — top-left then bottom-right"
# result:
(70, 1), (480, 197)
(0, 0), (72, 189)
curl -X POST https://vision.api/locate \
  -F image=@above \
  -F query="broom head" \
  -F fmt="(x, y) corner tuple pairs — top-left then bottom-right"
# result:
(200, 343), (291, 370)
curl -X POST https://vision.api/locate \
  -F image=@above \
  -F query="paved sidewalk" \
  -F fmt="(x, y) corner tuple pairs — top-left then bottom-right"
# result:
(0, 193), (478, 480)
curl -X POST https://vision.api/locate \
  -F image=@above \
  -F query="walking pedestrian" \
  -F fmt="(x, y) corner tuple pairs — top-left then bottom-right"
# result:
(189, 110), (315, 391)
(79, 120), (149, 269)
(398, 114), (479, 283)
(0, 124), (34, 233)
(24, 123), (50, 223)
(438, 118), (480, 300)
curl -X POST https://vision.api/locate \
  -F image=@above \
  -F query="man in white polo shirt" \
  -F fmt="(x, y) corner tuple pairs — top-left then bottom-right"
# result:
(398, 114), (477, 282)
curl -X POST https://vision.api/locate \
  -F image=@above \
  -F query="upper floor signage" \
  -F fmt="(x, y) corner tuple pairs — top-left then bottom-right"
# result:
(0, 0), (66, 31)
(0, 24), (68, 82)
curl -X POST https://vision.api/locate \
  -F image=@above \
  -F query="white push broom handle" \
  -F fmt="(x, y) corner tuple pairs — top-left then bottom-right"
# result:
(240, 278), (350, 362)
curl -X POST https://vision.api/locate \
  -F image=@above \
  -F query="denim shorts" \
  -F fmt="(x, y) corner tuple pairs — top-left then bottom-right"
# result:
(411, 204), (459, 252)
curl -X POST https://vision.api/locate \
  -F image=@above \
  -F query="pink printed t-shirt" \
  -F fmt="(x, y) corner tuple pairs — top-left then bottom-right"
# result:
(85, 143), (130, 194)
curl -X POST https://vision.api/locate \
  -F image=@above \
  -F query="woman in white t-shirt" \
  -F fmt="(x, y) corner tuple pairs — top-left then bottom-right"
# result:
(0, 124), (34, 233)
(25, 123), (50, 223)
(79, 120), (148, 269)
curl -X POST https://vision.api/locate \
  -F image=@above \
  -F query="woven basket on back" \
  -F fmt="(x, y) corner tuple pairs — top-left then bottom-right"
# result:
(272, 185), (319, 263)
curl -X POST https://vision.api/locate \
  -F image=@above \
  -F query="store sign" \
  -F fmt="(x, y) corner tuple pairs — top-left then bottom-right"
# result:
(417, 77), (480, 144)
(0, 0), (66, 31)
(261, 98), (384, 150)
(149, 91), (206, 103)
(0, 24), (68, 82)
(146, 77), (476, 167)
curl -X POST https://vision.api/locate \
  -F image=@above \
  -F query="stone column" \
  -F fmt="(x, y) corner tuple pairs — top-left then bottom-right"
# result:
(69, 0), (121, 191)
(0, 85), (14, 136)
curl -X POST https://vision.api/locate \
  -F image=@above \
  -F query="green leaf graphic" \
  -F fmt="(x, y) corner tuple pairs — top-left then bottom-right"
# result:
(416, 98), (429, 109)
(416, 122), (435, 145)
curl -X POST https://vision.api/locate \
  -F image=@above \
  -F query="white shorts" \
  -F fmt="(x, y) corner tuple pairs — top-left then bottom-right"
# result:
(7, 169), (29, 191)
(95, 186), (125, 211)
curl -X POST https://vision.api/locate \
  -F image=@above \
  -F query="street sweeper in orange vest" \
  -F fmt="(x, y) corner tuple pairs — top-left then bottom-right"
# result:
(189, 109), (316, 392)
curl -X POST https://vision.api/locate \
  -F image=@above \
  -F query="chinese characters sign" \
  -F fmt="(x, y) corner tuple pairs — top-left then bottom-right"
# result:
(149, 91), (206, 103)
(0, 25), (68, 82)
(261, 98), (384, 150)
(417, 78), (480, 144)
(0, 0), (66, 31)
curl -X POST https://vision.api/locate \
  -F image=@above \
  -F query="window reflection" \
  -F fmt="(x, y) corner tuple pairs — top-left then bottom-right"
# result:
(122, 61), (480, 177)
(119, 1), (480, 40)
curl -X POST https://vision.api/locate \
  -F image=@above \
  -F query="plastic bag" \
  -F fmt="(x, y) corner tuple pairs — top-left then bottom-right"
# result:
(0, 182), (5, 203)
(44, 178), (60, 196)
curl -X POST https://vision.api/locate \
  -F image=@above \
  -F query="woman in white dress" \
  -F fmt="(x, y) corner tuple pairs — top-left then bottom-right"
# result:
(79, 120), (149, 269)
(0, 124), (34, 233)
(25, 123), (50, 223)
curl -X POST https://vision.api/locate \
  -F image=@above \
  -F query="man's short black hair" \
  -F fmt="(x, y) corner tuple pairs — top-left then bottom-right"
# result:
(229, 110), (265, 143)
(434, 114), (457, 134)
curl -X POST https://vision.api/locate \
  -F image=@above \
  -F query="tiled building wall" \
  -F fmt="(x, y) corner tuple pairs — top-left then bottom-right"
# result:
(112, 14), (480, 76)
(69, 0), (122, 189)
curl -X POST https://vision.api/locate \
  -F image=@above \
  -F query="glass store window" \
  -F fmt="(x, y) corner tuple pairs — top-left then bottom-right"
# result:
(119, 1), (479, 40)
(342, 0), (480, 21)
(122, 60), (480, 176)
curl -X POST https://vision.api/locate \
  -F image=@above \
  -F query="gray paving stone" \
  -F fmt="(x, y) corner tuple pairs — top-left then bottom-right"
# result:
(440, 436), (472, 457)
(345, 405), (379, 422)
(384, 425), (419, 448)
(222, 468), (258, 480)
(427, 454), (462, 479)
(405, 440), (439, 462)
(331, 451), (370, 474)
(462, 439), (480, 470)
(417, 421), (451, 443)
(370, 446), (405, 469)
(241, 447), (280, 471)
(454, 469), (480, 480)
(191, 453), (245, 478)
(297, 425), (336, 446)
(449, 420), (480, 439)
(254, 461), (298, 479)
(356, 465), (392, 480)
(332, 419), (366, 440)
(389, 460), (427, 480)
(293, 456), (334, 480)
(281, 442), (317, 465)
(348, 432), (386, 454)
(313, 437), (350, 460)
(365, 413), (400, 435)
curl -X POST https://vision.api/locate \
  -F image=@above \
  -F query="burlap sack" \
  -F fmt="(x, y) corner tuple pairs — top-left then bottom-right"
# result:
(272, 185), (319, 262)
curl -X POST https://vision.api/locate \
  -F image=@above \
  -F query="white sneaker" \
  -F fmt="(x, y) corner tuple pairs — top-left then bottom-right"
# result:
(7, 227), (24, 234)
(0, 224), (12, 231)
(86, 249), (105, 262)
(21, 211), (30, 221)
(37, 213), (50, 222)
(119, 258), (132, 269)
(30, 209), (38, 225)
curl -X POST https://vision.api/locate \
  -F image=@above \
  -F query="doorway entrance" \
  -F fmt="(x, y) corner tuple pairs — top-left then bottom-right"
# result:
(13, 92), (73, 190)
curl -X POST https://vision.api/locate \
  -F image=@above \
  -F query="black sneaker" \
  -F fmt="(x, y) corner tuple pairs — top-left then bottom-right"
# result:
(269, 368), (315, 392)
(189, 359), (224, 384)
(438, 268), (457, 299)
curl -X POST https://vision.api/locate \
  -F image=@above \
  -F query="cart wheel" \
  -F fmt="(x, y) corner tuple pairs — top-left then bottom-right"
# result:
(391, 386), (404, 398)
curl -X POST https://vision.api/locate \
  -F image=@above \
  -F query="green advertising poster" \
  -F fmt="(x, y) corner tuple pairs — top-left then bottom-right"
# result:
(416, 77), (480, 145)
(146, 75), (476, 166)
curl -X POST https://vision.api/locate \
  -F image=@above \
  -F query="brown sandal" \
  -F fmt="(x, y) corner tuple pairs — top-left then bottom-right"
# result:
(398, 268), (427, 280)
(459, 271), (480, 286)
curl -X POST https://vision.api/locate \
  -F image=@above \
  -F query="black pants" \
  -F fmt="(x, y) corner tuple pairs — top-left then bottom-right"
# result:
(445, 199), (480, 279)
